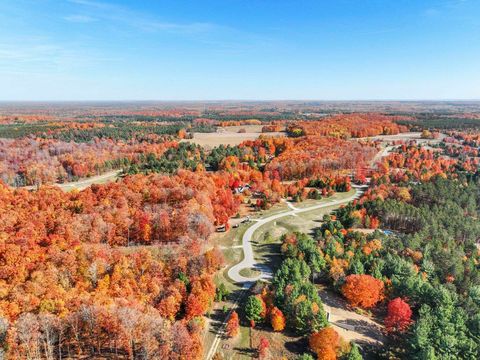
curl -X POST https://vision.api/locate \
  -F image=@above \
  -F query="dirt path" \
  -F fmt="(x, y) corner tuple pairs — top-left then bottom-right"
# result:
(204, 291), (248, 360)
(319, 285), (385, 346)
(371, 145), (394, 167)
(182, 127), (285, 149)
(21, 170), (121, 192)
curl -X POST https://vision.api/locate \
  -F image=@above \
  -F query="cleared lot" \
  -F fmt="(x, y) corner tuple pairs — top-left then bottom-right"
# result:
(20, 170), (121, 192)
(184, 131), (263, 148)
(184, 125), (285, 148)
(367, 131), (446, 144)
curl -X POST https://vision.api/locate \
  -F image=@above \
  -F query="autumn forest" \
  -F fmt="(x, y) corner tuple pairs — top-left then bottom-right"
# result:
(0, 101), (480, 360)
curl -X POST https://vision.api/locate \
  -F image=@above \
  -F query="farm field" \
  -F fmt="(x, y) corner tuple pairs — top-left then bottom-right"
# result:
(366, 131), (447, 144)
(184, 125), (285, 148)
(184, 131), (263, 148)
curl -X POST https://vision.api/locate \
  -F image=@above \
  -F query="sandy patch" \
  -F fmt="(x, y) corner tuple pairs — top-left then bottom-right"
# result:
(183, 127), (285, 148)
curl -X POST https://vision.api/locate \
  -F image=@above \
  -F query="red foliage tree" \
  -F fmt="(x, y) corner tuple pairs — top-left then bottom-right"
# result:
(257, 337), (270, 359)
(384, 297), (413, 333)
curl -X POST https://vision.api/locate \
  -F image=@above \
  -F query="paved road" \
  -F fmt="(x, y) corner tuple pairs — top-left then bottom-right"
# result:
(207, 188), (364, 359)
(208, 145), (393, 358)
(227, 185), (365, 284)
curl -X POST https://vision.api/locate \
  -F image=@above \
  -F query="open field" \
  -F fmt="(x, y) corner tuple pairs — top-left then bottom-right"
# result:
(222, 125), (266, 133)
(366, 131), (447, 144)
(183, 126), (285, 148)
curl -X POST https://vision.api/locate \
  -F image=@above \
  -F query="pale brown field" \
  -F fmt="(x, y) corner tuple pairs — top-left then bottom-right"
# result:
(184, 125), (285, 148)
(367, 131), (447, 144)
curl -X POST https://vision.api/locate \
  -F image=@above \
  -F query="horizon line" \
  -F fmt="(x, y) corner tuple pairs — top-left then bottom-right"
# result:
(1, 98), (480, 103)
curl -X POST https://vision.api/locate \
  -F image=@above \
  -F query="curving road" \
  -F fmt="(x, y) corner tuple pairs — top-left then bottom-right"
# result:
(207, 145), (392, 358)
(206, 187), (366, 359)
(227, 185), (366, 285)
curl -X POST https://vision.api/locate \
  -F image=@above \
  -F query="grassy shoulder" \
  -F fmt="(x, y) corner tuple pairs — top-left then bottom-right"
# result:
(239, 268), (261, 278)
(292, 188), (356, 209)
(213, 223), (248, 292)
(254, 201), (289, 218)
(251, 222), (290, 272)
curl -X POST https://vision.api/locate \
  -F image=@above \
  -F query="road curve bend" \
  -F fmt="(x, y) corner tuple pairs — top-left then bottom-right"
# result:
(227, 186), (365, 285)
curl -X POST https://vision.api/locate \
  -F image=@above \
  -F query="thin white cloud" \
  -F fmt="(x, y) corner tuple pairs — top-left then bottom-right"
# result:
(66, 0), (275, 54)
(68, 0), (217, 34)
(0, 44), (60, 62)
(135, 20), (216, 34)
(64, 14), (98, 23)
(0, 40), (118, 75)
(68, 0), (112, 10)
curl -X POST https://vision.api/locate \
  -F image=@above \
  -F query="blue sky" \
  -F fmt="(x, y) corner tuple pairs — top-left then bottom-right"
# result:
(0, 0), (479, 100)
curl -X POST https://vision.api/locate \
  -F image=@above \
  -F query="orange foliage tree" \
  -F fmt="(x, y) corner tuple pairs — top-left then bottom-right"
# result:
(289, 113), (409, 138)
(0, 171), (230, 359)
(226, 311), (240, 337)
(270, 307), (286, 331)
(309, 327), (340, 360)
(341, 274), (384, 308)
